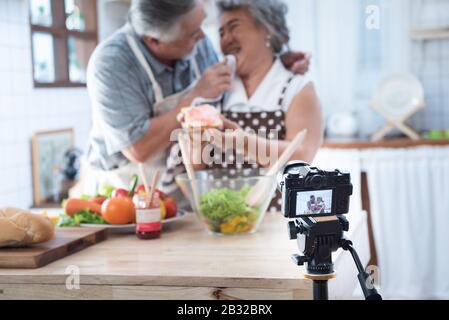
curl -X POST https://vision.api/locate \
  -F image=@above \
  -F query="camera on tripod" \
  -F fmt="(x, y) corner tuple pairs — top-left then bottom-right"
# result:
(277, 161), (382, 300)
(279, 162), (353, 218)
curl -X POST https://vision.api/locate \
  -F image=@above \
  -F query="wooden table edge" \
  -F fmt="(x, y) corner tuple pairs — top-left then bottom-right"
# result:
(0, 274), (312, 290)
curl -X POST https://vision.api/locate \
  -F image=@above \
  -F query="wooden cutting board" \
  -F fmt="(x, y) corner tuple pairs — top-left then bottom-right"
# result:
(0, 227), (108, 269)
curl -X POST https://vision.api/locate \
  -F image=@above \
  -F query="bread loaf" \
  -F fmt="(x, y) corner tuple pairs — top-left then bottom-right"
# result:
(0, 207), (55, 248)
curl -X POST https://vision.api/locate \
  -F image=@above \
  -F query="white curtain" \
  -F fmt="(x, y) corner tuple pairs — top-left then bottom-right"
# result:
(361, 146), (449, 299)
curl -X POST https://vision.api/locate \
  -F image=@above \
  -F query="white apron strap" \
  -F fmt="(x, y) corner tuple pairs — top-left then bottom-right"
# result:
(126, 35), (164, 103)
(191, 56), (201, 80)
(277, 76), (294, 109)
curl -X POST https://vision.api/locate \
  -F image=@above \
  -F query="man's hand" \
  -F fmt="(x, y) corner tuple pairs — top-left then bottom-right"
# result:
(281, 51), (311, 75)
(192, 61), (232, 99)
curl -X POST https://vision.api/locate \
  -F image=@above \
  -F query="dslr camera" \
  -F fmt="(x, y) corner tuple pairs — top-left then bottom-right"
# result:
(278, 161), (353, 218)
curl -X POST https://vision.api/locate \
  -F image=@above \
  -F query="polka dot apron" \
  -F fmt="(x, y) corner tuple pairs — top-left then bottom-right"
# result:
(209, 76), (294, 212)
(162, 77), (293, 212)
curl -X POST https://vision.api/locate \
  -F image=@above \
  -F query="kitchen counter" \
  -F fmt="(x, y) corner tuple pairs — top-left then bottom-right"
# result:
(323, 137), (449, 149)
(0, 210), (370, 300)
(0, 213), (316, 300)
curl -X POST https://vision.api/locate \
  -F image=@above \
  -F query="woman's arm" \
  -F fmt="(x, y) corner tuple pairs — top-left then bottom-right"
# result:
(280, 82), (324, 163)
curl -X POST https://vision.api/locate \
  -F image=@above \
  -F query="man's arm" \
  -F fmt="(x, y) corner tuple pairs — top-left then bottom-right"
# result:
(122, 90), (197, 163)
(123, 61), (233, 163)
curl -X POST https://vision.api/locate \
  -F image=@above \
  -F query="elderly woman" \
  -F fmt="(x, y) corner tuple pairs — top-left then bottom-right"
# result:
(209, 0), (323, 165)
(175, 0), (323, 211)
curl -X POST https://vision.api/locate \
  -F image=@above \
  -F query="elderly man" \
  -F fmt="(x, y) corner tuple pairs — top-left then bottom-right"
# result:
(84, 0), (310, 194)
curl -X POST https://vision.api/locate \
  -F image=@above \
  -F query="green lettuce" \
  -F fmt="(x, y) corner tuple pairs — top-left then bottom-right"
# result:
(56, 210), (107, 227)
(200, 187), (256, 231)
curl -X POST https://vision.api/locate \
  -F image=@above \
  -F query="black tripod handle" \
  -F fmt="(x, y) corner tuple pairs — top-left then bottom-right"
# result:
(357, 272), (382, 300)
(342, 240), (382, 300)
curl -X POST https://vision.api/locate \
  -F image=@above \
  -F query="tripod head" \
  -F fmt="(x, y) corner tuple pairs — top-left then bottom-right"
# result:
(289, 215), (348, 275)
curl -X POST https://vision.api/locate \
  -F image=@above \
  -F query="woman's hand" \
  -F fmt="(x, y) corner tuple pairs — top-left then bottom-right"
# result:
(220, 114), (240, 130)
(206, 115), (275, 167)
(177, 115), (238, 171)
(205, 115), (241, 145)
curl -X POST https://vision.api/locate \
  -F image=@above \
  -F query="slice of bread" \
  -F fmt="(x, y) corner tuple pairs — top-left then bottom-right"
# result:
(181, 104), (223, 130)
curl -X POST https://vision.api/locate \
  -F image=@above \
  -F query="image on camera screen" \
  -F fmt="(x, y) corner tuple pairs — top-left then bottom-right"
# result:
(296, 190), (333, 215)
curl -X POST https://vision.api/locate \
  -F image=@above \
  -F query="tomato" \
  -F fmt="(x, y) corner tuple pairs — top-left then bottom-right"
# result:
(160, 201), (166, 220)
(101, 197), (135, 225)
(112, 188), (129, 198)
(89, 196), (106, 206)
(163, 197), (177, 219)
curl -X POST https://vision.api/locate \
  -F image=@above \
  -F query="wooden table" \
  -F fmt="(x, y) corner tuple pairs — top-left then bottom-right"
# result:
(0, 213), (316, 300)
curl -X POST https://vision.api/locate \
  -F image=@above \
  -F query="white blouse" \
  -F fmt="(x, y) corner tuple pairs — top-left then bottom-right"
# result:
(223, 58), (310, 113)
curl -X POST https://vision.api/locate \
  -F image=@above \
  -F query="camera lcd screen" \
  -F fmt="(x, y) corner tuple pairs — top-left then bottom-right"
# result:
(296, 189), (333, 216)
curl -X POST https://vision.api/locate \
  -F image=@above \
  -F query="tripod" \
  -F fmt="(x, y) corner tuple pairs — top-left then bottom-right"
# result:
(303, 272), (336, 300)
(289, 216), (382, 300)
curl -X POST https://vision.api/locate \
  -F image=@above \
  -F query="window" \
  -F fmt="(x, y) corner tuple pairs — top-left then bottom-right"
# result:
(30, 0), (98, 88)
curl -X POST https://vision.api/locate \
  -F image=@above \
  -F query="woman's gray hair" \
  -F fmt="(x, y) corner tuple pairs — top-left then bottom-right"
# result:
(216, 0), (290, 53)
(129, 0), (196, 42)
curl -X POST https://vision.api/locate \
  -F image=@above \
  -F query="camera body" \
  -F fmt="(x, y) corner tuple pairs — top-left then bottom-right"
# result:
(278, 161), (353, 218)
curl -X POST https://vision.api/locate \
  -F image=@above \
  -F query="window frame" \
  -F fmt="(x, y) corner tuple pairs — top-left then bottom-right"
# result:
(30, 0), (98, 88)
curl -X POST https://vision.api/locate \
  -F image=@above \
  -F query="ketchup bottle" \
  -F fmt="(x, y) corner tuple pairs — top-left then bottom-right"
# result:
(134, 192), (162, 240)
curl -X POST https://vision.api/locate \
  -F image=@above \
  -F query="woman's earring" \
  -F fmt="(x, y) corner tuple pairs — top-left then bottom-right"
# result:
(266, 35), (272, 48)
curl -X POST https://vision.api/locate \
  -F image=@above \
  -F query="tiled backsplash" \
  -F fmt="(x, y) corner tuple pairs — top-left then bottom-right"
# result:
(410, 0), (449, 131)
(0, 0), (91, 208)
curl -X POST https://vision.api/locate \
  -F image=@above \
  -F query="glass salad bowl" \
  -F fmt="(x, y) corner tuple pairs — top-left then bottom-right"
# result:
(175, 168), (277, 236)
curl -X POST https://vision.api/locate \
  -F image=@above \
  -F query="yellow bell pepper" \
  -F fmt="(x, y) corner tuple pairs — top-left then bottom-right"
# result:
(220, 215), (251, 234)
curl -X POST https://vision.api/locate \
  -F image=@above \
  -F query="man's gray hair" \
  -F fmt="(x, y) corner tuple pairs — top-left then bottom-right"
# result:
(216, 0), (290, 54)
(129, 0), (196, 42)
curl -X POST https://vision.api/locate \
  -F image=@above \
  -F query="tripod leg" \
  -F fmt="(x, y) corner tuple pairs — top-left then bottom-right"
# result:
(313, 280), (329, 300)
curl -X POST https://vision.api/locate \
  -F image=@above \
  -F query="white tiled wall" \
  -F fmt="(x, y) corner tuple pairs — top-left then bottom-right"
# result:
(0, 0), (92, 208)
(410, 0), (449, 131)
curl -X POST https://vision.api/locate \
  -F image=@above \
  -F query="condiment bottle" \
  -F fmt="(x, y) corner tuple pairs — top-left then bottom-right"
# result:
(134, 192), (162, 240)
